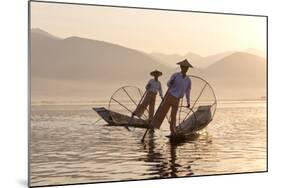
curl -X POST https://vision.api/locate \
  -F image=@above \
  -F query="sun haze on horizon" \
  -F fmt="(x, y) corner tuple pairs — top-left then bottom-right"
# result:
(30, 1), (266, 57)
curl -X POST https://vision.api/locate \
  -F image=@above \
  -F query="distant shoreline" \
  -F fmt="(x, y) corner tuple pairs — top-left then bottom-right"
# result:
(31, 98), (266, 106)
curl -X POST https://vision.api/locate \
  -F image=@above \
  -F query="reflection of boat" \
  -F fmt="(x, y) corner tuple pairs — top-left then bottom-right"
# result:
(93, 107), (149, 129)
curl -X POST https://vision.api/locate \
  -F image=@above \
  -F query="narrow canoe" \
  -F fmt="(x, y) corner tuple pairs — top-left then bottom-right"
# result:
(93, 107), (149, 129)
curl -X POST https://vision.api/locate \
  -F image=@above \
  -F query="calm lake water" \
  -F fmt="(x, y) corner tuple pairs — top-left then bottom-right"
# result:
(30, 101), (267, 187)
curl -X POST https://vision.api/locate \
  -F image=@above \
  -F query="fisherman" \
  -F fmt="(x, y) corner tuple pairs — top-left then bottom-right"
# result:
(150, 59), (193, 136)
(131, 70), (163, 121)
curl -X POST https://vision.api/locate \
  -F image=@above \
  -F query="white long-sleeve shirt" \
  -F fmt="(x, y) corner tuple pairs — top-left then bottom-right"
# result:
(167, 72), (191, 104)
(146, 79), (163, 98)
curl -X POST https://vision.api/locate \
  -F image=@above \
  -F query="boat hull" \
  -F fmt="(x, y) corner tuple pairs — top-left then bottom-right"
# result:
(93, 107), (149, 129)
(167, 105), (213, 140)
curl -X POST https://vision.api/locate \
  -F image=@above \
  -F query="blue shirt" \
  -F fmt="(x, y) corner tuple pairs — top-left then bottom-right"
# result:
(167, 72), (191, 104)
(146, 79), (163, 97)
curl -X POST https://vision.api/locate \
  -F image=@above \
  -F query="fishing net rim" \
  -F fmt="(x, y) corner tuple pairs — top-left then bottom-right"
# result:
(188, 75), (217, 120)
(108, 85), (147, 123)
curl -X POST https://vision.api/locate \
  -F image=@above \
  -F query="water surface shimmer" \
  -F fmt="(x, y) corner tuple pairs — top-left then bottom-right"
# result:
(30, 101), (267, 186)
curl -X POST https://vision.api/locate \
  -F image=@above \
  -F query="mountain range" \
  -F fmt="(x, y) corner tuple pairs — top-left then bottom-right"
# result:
(150, 51), (235, 68)
(150, 49), (265, 68)
(31, 28), (266, 101)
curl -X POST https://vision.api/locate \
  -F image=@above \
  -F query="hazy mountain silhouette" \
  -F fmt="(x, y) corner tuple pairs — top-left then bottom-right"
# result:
(167, 52), (266, 100)
(199, 52), (266, 99)
(150, 52), (185, 67)
(245, 48), (266, 58)
(205, 52), (265, 81)
(150, 51), (235, 68)
(31, 29), (170, 82)
(31, 28), (61, 40)
(31, 29), (172, 101)
(31, 29), (266, 101)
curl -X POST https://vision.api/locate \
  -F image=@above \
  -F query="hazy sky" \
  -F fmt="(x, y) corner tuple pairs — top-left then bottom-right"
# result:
(31, 1), (266, 56)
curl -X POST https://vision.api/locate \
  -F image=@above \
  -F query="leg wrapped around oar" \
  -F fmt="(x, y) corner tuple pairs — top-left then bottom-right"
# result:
(133, 91), (156, 121)
(141, 93), (180, 142)
(150, 93), (179, 130)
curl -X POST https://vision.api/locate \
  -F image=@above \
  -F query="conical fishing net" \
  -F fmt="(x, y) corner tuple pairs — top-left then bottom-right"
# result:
(108, 76), (216, 132)
(169, 75), (217, 131)
(108, 86), (149, 124)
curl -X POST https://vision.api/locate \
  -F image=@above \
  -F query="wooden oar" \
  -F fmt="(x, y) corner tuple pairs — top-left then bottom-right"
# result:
(92, 117), (102, 126)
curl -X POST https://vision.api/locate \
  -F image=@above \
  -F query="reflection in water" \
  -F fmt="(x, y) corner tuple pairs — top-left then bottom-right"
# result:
(141, 130), (168, 178)
(169, 140), (193, 177)
(141, 130), (199, 178)
(30, 102), (267, 186)
(139, 130), (219, 179)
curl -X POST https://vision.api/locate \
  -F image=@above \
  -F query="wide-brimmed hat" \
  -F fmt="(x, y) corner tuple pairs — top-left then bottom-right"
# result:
(150, 70), (163, 76)
(176, 59), (193, 68)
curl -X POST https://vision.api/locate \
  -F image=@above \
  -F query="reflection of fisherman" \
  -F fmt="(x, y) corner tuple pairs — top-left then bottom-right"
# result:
(131, 70), (163, 121)
(150, 59), (193, 135)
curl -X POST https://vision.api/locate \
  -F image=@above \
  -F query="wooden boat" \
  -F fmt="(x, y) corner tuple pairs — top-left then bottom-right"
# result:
(93, 77), (216, 142)
(167, 105), (213, 141)
(93, 107), (149, 129)
(94, 105), (212, 135)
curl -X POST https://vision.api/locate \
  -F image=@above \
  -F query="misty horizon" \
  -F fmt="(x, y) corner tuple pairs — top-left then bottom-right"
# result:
(30, 2), (267, 103)
(31, 27), (266, 102)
